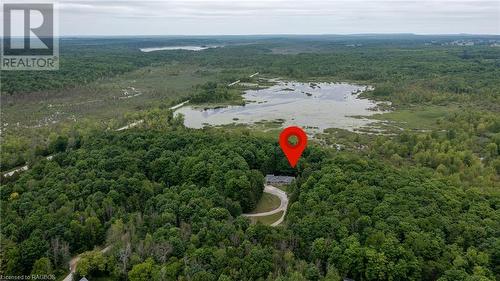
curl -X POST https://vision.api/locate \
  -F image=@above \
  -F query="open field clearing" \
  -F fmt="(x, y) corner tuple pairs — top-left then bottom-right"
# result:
(370, 104), (463, 131)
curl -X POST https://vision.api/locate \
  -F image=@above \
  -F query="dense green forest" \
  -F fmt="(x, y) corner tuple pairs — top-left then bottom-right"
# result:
(1, 35), (499, 281)
(1, 123), (498, 280)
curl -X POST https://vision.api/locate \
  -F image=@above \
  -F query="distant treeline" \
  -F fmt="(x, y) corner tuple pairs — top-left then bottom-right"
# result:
(2, 36), (499, 108)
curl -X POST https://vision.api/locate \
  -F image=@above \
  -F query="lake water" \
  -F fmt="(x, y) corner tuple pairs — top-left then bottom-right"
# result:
(175, 81), (385, 132)
(140, 46), (215, 52)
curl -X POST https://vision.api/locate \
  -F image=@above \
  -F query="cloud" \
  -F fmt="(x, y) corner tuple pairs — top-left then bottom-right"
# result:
(56, 0), (500, 35)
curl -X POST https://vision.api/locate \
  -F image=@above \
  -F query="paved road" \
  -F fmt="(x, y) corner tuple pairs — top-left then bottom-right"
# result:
(242, 185), (288, 226)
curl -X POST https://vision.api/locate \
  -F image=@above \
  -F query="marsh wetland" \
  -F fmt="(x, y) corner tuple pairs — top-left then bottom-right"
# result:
(175, 81), (388, 132)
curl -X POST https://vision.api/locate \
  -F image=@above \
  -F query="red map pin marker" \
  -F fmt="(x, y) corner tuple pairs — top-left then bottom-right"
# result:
(279, 126), (308, 168)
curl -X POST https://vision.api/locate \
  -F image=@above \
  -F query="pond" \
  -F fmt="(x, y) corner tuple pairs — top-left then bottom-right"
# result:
(175, 81), (386, 132)
(140, 46), (217, 52)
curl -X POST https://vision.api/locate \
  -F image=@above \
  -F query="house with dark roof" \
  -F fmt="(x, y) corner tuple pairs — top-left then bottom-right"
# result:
(265, 174), (294, 185)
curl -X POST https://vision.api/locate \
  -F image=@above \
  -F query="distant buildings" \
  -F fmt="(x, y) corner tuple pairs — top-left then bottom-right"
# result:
(450, 40), (475, 46)
(265, 174), (294, 185)
(423, 39), (500, 47)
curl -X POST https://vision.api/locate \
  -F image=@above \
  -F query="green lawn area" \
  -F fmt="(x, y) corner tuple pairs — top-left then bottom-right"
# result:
(249, 193), (281, 214)
(275, 185), (288, 192)
(251, 211), (284, 225)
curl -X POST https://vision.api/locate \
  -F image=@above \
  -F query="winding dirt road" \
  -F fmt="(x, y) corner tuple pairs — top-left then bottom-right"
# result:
(62, 246), (111, 281)
(116, 99), (190, 131)
(242, 185), (288, 226)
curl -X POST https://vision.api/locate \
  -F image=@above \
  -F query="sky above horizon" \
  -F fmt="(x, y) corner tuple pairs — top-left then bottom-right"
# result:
(5, 0), (500, 35)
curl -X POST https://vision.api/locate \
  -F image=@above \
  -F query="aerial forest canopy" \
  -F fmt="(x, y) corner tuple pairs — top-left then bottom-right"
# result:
(0, 35), (499, 281)
(1, 126), (498, 280)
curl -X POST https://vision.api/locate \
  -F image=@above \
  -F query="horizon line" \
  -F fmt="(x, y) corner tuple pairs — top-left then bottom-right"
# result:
(56, 32), (500, 37)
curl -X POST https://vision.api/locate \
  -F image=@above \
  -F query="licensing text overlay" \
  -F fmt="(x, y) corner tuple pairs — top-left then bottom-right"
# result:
(1, 0), (59, 70)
